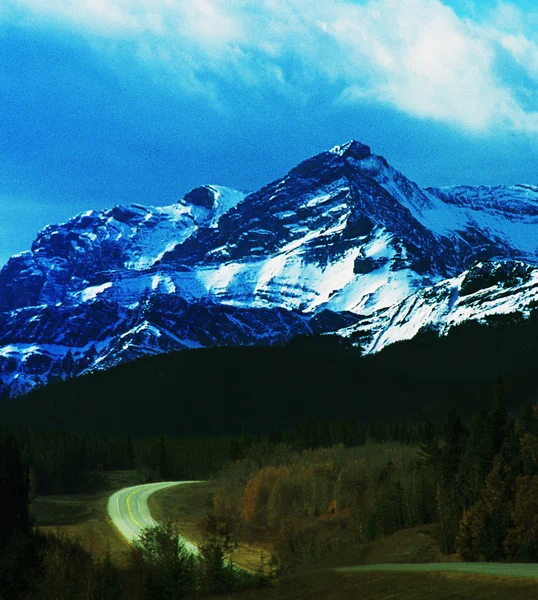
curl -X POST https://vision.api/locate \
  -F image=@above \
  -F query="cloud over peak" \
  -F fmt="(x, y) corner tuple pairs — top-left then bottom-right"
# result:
(5, 0), (538, 133)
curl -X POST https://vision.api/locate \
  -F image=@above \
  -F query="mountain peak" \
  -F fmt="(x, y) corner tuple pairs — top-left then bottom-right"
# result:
(4, 141), (538, 401)
(329, 140), (371, 160)
(182, 185), (217, 210)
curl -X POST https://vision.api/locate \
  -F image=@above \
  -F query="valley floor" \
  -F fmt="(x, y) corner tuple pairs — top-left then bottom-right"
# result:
(32, 473), (538, 599)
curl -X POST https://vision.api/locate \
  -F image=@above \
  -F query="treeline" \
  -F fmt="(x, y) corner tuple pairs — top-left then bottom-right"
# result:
(210, 382), (538, 569)
(8, 310), (538, 440)
(0, 418), (437, 496)
(435, 384), (538, 561)
(0, 426), (232, 495)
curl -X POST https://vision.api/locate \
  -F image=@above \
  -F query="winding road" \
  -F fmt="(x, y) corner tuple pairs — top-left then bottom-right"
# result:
(108, 482), (538, 580)
(107, 481), (200, 554)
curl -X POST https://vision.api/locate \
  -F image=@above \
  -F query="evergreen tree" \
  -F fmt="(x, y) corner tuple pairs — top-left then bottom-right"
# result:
(0, 435), (30, 548)
(130, 523), (197, 600)
(127, 436), (135, 470)
(491, 376), (508, 454)
(457, 455), (512, 561)
(229, 438), (243, 461)
(435, 408), (465, 553)
(96, 551), (122, 600)
(516, 403), (535, 437)
(441, 408), (465, 486)
(158, 435), (173, 480)
(456, 410), (495, 510)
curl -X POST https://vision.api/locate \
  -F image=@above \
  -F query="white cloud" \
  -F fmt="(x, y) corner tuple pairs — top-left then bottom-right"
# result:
(5, 0), (538, 133)
(318, 0), (538, 132)
(498, 33), (538, 83)
(488, 2), (525, 33)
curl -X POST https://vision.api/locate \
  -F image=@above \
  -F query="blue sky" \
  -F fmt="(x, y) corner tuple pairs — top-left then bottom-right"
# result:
(1, 0), (538, 266)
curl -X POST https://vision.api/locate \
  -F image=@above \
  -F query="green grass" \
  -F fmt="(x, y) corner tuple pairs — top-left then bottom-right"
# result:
(149, 481), (270, 572)
(336, 562), (538, 578)
(200, 569), (538, 599)
(148, 480), (217, 538)
(31, 470), (143, 565)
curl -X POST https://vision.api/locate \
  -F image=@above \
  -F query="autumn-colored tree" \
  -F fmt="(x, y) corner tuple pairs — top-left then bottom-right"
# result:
(456, 455), (511, 561)
(503, 475), (538, 560)
(242, 466), (281, 527)
(242, 476), (264, 525)
(267, 469), (296, 529)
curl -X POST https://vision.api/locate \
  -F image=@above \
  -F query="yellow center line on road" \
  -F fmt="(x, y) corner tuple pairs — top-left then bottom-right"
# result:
(126, 490), (142, 528)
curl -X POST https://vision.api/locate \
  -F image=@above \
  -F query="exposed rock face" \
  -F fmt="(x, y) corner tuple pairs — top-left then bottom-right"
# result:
(2, 141), (538, 399)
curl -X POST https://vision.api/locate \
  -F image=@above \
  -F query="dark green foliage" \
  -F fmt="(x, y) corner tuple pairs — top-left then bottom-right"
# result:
(0, 425), (234, 495)
(477, 505), (510, 561)
(210, 393), (538, 566)
(198, 538), (237, 594)
(130, 523), (197, 600)
(0, 435), (30, 547)
(0, 435), (123, 599)
(96, 552), (123, 600)
(456, 411), (496, 510)
(129, 523), (259, 599)
(498, 419), (522, 479)
(0, 530), (123, 600)
(0, 530), (40, 600)
(492, 376), (508, 453)
(441, 408), (465, 486)
(197, 512), (239, 594)
(515, 538), (538, 562)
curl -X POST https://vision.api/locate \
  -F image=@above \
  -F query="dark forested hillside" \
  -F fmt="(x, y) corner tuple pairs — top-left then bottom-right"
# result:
(3, 312), (538, 437)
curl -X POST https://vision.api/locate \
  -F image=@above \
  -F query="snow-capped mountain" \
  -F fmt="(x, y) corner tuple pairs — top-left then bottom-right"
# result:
(338, 259), (538, 354)
(2, 141), (538, 399)
(0, 185), (246, 312)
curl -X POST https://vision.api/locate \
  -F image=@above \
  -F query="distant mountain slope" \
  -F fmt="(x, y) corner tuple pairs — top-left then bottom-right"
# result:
(1, 141), (538, 400)
(0, 185), (246, 312)
(5, 312), (538, 436)
(339, 259), (538, 353)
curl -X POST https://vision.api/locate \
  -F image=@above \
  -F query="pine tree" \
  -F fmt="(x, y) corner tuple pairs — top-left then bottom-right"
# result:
(0, 435), (30, 548)
(456, 454), (512, 561)
(503, 475), (538, 560)
(516, 403), (534, 437)
(491, 376), (508, 454)
(456, 410), (495, 510)
(441, 408), (465, 486)
(127, 436), (135, 470)
(157, 435), (173, 480)
(435, 408), (465, 553)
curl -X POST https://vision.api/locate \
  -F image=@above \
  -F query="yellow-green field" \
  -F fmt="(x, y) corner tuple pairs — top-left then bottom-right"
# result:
(31, 470), (142, 565)
(199, 569), (538, 600)
(148, 480), (270, 572)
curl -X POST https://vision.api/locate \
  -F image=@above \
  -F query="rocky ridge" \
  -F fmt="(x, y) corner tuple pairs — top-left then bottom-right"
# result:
(2, 142), (538, 398)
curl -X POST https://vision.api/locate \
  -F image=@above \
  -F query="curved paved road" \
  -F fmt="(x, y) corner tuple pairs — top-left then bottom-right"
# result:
(107, 481), (200, 554)
(109, 483), (538, 579)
